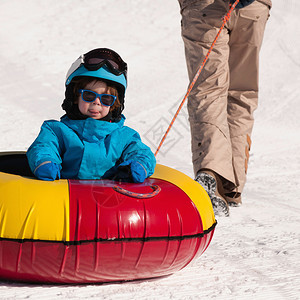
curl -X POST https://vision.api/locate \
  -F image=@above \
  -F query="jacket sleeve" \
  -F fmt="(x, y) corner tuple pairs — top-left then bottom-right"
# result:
(120, 129), (156, 178)
(26, 121), (63, 175)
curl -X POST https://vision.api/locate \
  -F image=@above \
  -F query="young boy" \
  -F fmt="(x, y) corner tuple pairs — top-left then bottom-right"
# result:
(27, 48), (156, 182)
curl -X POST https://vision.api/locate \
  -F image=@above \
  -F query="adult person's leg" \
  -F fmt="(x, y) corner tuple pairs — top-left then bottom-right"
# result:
(180, 0), (236, 186)
(225, 1), (270, 205)
(180, 0), (235, 215)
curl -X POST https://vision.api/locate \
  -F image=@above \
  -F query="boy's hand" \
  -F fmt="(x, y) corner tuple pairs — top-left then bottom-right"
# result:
(34, 161), (61, 181)
(114, 160), (147, 183)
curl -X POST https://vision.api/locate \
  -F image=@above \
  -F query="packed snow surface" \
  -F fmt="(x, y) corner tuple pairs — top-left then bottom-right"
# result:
(0, 0), (299, 299)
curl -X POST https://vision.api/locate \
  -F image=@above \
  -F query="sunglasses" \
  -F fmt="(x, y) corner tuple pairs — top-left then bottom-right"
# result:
(79, 89), (116, 106)
(83, 48), (127, 78)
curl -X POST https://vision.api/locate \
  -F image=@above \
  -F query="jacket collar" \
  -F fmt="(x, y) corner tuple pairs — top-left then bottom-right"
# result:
(60, 115), (126, 140)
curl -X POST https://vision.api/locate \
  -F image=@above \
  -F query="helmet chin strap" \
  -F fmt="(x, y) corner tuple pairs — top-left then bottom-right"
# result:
(99, 111), (113, 122)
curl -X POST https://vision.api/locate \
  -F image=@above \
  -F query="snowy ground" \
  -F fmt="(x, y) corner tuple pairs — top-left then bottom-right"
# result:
(0, 0), (300, 299)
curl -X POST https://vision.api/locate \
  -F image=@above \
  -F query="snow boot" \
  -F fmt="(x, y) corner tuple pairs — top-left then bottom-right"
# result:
(224, 192), (242, 207)
(195, 171), (229, 217)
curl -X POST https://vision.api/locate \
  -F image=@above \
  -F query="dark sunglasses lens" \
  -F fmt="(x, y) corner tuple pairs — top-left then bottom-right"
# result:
(101, 95), (115, 106)
(82, 91), (96, 102)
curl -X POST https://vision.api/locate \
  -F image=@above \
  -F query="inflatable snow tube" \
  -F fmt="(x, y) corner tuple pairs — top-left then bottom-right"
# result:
(0, 152), (216, 284)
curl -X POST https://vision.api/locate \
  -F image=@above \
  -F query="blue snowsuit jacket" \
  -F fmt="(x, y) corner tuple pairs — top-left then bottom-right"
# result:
(27, 115), (156, 180)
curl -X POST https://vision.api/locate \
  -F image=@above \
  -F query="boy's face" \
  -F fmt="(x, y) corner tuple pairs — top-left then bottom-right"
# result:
(77, 81), (110, 120)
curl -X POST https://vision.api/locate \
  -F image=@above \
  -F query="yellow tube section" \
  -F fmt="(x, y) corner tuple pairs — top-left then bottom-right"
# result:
(0, 172), (69, 242)
(151, 164), (215, 230)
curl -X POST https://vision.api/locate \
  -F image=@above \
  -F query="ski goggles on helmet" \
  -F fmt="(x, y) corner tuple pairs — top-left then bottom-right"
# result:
(66, 48), (127, 84)
(84, 48), (127, 78)
(79, 89), (116, 107)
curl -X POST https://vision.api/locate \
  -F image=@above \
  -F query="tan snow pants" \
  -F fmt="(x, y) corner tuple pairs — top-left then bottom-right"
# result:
(179, 0), (270, 193)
